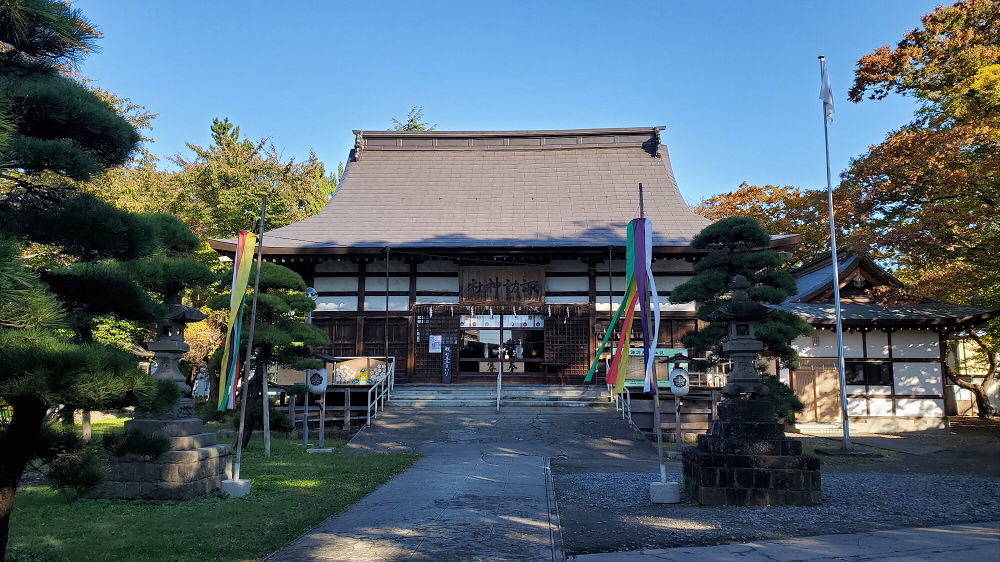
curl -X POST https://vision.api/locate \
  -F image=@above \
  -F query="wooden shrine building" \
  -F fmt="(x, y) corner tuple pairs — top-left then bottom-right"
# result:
(211, 127), (795, 385)
(774, 252), (997, 431)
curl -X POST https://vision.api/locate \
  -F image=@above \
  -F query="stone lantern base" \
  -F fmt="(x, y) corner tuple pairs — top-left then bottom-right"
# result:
(89, 417), (232, 500)
(682, 399), (821, 506)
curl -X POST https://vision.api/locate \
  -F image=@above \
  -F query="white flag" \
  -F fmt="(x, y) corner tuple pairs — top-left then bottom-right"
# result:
(819, 56), (835, 124)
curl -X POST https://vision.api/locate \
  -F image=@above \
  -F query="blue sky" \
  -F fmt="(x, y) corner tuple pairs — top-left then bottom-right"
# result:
(76, 0), (940, 203)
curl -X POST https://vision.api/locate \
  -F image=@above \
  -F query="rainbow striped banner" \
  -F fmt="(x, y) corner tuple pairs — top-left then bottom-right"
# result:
(584, 218), (660, 393)
(218, 230), (257, 411)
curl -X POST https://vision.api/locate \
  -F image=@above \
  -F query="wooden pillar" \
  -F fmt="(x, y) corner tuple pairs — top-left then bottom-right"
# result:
(356, 259), (367, 356)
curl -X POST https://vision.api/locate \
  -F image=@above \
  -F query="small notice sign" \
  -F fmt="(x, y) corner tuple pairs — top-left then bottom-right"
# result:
(429, 335), (442, 353)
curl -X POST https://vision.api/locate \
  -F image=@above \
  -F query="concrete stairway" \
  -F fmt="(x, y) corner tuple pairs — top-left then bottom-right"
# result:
(388, 384), (610, 408)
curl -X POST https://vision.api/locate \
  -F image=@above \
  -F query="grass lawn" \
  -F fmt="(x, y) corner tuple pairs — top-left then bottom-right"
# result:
(87, 414), (130, 437)
(8, 437), (418, 561)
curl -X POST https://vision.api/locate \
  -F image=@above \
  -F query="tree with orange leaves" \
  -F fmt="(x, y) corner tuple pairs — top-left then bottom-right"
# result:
(844, 0), (998, 417)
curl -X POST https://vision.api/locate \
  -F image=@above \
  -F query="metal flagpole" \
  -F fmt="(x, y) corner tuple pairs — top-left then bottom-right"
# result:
(819, 55), (852, 450)
(233, 196), (269, 479)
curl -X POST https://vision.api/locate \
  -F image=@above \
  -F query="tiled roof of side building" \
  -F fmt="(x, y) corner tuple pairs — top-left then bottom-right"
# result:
(211, 127), (797, 254)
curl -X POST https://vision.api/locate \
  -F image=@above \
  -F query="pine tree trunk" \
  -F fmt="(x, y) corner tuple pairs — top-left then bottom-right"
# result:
(239, 362), (265, 450)
(0, 396), (47, 561)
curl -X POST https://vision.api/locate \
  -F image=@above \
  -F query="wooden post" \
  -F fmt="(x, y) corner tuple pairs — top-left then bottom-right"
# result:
(344, 386), (351, 432)
(319, 390), (327, 448)
(674, 395), (682, 446)
(302, 392), (310, 446)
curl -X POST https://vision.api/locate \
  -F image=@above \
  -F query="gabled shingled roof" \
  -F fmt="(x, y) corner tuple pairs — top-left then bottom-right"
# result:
(211, 127), (793, 255)
(770, 251), (998, 328)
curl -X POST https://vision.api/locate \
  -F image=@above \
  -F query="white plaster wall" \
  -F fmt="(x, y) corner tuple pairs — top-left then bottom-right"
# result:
(315, 296), (357, 311)
(778, 367), (791, 386)
(546, 295), (589, 304)
(363, 295), (410, 311)
(594, 300), (696, 312)
(545, 260), (588, 273)
(894, 398), (945, 417)
(892, 330), (940, 359)
(315, 260), (359, 273)
(847, 384), (866, 396)
(365, 277), (410, 292)
(367, 260), (409, 273)
(595, 276), (692, 293)
(416, 277), (459, 292)
(414, 295), (459, 304)
(893, 363), (943, 395)
(843, 332), (864, 358)
(314, 277), (359, 292)
(654, 276), (691, 292)
(417, 261), (458, 272)
(793, 330), (838, 358)
(868, 385), (892, 396)
(652, 259), (693, 272)
(866, 330), (890, 358)
(793, 330), (866, 358)
(545, 277), (588, 292)
(596, 277), (628, 292)
(847, 397), (867, 416)
(868, 398), (894, 416)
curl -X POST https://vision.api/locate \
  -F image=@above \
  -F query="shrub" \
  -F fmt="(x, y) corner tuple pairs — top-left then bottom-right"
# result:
(762, 373), (804, 424)
(44, 445), (107, 503)
(101, 429), (170, 459)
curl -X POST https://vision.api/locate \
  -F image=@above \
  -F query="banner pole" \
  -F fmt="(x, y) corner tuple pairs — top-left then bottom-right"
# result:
(233, 196), (268, 479)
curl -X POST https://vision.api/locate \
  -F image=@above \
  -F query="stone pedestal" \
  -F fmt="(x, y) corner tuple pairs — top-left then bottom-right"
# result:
(88, 301), (231, 500)
(682, 399), (821, 506)
(90, 417), (232, 500)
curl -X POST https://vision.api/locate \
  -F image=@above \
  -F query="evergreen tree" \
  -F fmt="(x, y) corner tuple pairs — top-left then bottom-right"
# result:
(208, 262), (328, 447)
(670, 217), (812, 366)
(390, 105), (436, 131)
(0, 2), (205, 556)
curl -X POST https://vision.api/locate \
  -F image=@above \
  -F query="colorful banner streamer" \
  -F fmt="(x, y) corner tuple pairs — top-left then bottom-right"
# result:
(584, 218), (660, 393)
(218, 230), (257, 411)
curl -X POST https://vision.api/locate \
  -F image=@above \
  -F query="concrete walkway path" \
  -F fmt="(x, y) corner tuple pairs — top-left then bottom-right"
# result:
(570, 521), (1000, 561)
(267, 406), (655, 561)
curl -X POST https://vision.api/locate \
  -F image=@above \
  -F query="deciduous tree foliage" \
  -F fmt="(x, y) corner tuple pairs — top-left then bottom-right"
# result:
(843, 0), (999, 416)
(171, 118), (338, 238)
(670, 217), (811, 366)
(696, 1), (999, 416)
(697, 183), (836, 267)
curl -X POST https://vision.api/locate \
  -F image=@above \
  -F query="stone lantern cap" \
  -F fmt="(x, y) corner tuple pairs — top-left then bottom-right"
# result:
(707, 275), (773, 323)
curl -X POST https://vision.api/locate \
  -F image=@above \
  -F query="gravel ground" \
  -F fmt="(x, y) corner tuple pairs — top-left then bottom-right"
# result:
(554, 470), (1000, 555)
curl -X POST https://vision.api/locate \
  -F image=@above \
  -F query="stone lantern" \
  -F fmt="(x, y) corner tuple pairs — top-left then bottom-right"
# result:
(145, 303), (207, 419)
(709, 275), (771, 398)
(682, 275), (821, 506)
(90, 300), (233, 501)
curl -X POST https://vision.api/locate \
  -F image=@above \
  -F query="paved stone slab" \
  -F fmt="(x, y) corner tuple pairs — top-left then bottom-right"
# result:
(569, 521), (1000, 561)
(268, 407), (652, 561)
(267, 452), (556, 561)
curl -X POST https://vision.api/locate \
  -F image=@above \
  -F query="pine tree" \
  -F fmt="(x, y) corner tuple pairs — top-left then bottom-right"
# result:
(0, 2), (202, 556)
(670, 217), (812, 366)
(208, 262), (328, 447)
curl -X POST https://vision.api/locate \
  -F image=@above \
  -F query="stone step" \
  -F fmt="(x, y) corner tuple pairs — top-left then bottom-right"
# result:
(388, 398), (610, 408)
(391, 391), (608, 400)
(167, 432), (217, 450)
